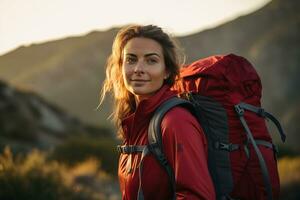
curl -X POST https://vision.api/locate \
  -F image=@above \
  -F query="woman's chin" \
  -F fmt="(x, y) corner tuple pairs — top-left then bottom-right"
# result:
(130, 88), (156, 100)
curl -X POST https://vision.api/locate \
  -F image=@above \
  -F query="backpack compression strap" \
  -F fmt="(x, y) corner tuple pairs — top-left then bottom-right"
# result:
(236, 102), (286, 142)
(147, 97), (195, 200)
(234, 102), (286, 200)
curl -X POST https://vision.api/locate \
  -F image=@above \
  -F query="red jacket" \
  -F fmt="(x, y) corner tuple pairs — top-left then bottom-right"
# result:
(118, 85), (216, 200)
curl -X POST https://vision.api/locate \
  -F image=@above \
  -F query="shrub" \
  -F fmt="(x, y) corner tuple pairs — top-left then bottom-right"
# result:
(278, 156), (300, 200)
(0, 147), (99, 200)
(49, 136), (119, 175)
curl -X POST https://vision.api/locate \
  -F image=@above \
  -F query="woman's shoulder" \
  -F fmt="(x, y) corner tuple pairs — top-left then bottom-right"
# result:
(160, 104), (207, 146)
(161, 106), (202, 136)
(161, 106), (200, 130)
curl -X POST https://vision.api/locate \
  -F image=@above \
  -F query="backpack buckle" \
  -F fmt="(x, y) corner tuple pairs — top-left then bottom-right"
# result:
(117, 145), (122, 153)
(215, 142), (239, 152)
(234, 105), (244, 116)
(117, 145), (140, 154)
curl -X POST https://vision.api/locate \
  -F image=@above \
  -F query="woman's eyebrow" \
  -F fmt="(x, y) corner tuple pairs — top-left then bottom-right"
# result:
(125, 53), (136, 57)
(125, 53), (161, 57)
(145, 53), (160, 57)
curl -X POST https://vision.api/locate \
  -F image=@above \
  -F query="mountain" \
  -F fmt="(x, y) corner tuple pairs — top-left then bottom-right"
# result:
(0, 80), (113, 154)
(0, 28), (119, 128)
(0, 0), (299, 151)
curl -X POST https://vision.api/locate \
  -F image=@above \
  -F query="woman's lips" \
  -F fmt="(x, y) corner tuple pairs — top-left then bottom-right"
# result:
(131, 79), (150, 87)
(131, 79), (150, 82)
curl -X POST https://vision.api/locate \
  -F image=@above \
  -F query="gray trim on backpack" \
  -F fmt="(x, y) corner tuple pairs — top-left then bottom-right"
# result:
(234, 102), (286, 200)
(235, 103), (286, 142)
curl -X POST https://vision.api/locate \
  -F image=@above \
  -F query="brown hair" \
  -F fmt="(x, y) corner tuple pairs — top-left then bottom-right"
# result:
(100, 24), (183, 138)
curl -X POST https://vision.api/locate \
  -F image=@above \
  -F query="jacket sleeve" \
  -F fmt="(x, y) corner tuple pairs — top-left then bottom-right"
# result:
(161, 107), (216, 200)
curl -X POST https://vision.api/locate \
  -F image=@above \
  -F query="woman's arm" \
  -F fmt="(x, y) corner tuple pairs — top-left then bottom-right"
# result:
(161, 107), (216, 200)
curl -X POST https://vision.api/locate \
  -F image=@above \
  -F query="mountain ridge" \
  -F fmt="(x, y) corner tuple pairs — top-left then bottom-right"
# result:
(0, 0), (299, 151)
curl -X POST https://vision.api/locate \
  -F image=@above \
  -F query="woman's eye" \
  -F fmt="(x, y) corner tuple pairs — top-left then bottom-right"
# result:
(125, 57), (136, 64)
(147, 58), (158, 64)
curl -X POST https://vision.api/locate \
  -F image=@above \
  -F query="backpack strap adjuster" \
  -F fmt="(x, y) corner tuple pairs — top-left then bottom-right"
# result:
(257, 108), (266, 117)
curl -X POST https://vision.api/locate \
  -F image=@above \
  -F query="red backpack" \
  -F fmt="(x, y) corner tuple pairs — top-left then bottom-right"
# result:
(118, 54), (286, 200)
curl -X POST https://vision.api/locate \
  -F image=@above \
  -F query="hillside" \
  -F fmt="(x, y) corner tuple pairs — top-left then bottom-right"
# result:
(0, 80), (115, 152)
(0, 28), (119, 128)
(0, 80), (121, 199)
(0, 0), (299, 151)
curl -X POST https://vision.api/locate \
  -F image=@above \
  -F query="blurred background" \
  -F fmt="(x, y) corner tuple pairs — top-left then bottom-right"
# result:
(0, 0), (299, 199)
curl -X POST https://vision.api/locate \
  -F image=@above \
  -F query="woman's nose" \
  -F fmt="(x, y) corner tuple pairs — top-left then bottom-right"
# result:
(134, 61), (145, 74)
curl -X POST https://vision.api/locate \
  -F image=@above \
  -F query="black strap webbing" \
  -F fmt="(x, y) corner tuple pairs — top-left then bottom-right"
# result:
(118, 139), (275, 155)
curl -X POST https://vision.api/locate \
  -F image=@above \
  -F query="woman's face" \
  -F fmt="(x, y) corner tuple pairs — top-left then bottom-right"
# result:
(122, 37), (168, 102)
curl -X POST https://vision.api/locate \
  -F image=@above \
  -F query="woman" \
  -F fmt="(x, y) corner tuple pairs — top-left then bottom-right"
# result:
(101, 25), (215, 200)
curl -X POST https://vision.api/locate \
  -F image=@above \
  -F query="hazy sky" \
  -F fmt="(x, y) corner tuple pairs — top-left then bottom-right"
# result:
(0, 0), (271, 55)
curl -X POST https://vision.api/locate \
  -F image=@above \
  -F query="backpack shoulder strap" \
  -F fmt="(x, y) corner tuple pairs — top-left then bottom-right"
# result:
(147, 97), (194, 200)
(148, 97), (194, 146)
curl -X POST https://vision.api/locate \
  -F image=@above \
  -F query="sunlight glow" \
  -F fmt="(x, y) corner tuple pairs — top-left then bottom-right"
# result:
(0, 0), (271, 55)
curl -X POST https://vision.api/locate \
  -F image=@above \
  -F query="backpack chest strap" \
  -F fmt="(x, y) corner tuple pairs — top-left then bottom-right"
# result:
(117, 140), (276, 154)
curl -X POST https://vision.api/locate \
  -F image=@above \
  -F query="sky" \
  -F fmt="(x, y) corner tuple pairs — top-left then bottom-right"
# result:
(0, 0), (271, 56)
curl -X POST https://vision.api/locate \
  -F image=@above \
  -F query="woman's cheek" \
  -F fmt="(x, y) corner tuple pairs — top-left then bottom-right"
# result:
(123, 66), (131, 84)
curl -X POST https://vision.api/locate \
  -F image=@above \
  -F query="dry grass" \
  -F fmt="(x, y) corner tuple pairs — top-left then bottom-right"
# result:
(278, 156), (300, 185)
(278, 156), (300, 200)
(0, 146), (120, 200)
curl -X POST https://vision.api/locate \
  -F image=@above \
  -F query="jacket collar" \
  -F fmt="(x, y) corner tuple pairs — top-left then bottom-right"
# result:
(121, 85), (177, 142)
